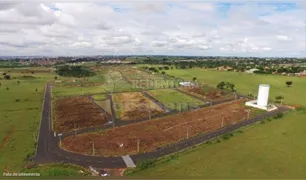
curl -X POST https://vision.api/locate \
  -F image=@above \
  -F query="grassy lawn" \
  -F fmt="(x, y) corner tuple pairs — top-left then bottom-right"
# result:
(147, 89), (205, 110)
(127, 111), (306, 178)
(52, 85), (108, 97)
(166, 68), (306, 106)
(92, 94), (107, 101)
(95, 99), (112, 115)
(22, 163), (91, 176)
(0, 68), (53, 172)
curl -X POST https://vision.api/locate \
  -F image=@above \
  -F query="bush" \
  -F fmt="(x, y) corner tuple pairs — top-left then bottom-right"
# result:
(137, 159), (156, 170)
(260, 120), (266, 124)
(273, 112), (284, 119)
(216, 139), (221, 143)
(15, 99), (21, 102)
(222, 133), (233, 140)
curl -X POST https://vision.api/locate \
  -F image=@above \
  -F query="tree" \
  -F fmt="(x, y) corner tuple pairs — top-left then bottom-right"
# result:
(17, 81), (20, 84)
(161, 71), (166, 75)
(6, 87), (9, 90)
(54, 76), (58, 80)
(286, 81), (292, 87)
(2, 72), (6, 75)
(217, 81), (226, 89)
(35, 88), (38, 92)
(4, 75), (10, 80)
(192, 77), (197, 82)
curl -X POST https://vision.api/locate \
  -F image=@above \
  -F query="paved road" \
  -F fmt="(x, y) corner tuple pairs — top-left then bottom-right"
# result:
(33, 84), (289, 169)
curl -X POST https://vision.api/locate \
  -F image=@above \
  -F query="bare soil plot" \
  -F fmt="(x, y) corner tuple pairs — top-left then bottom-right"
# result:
(61, 99), (255, 157)
(179, 86), (234, 101)
(54, 97), (108, 132)
(113, 92), (164, 121)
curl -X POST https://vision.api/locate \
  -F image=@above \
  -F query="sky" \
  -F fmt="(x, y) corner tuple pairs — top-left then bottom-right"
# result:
(0, 1), (305, 57)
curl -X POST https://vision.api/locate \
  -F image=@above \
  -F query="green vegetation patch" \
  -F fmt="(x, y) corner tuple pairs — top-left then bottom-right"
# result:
(147, 89), (204, 110)
(22, 163), (91, 176)
(55, 65), (96, 77)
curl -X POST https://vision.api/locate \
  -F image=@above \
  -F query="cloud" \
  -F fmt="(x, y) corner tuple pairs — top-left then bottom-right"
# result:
(0, 2), (304, 57)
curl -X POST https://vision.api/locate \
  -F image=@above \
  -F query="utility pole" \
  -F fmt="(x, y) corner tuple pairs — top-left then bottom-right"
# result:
(186, 127), (189, 139)
(74, 120), (77, 136)
(137, 139), (140, 153)
(221, 117), (224, 128)
(92, 141), (95, 156)
(58, 134), (62, 146)
(148, 103), (151, 120)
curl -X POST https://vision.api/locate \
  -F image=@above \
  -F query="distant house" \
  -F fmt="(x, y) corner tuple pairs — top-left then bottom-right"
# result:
(295, 70), (306, 77)
(245, 69), (259, 73)
(179, 81), (195, 87)
(216, 66), (233, 71)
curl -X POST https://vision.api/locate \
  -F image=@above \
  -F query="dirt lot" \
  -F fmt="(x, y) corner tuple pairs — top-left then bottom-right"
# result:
(179, 86), (234, 101)
(54, 97), (108, 132)
(61, 99), (255, 156)
(113, 92), (164, 120)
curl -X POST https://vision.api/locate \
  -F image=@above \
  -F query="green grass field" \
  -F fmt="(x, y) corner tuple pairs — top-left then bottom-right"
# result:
(22, 163), (91, 176)
(92, 94), (107, 100)
(165, 68), (306, 106)
(127, 68), (306, 178)
(0, 68), (53, 172)
(147, 89), (205, 110)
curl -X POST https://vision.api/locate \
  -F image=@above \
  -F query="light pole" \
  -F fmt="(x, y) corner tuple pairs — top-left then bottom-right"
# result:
(58, 133), (62, 146)
(74, 120), (77, 136)
(148, 103), (151, 120)
(186, 127), (189, 139)
(137, 139), (140, 153)
(92, 141), (95, 156)
(221, 117), (224, 128)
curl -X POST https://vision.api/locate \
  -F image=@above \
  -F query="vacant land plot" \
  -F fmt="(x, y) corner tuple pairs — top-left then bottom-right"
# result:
(128, 112), (306, 178)
(54, 97), (108, 132)
(95, 99), (112, 115)
(113, 92), (164, 120)
(179, 86), (234, 102)
(147, 89), (205, 111)
(61, 99), (254, 157)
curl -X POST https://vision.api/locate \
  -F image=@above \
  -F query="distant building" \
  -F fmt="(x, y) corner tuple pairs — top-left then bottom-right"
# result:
(295, 70), (306, 77)
(245, 69), (259, 73)
(217, 66), (233, 71)
(179, 81), (195, 87)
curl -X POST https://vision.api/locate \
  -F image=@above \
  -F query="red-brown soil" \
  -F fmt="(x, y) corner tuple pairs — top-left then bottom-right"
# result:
(0, 127), (15, 150)
(62, 99), (253, 156)
(54, 97), (108, 132)
(113, 92), (164, 121)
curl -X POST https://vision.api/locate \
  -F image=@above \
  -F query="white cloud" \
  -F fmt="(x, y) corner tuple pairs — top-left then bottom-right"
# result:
(0, 2), (305, 57)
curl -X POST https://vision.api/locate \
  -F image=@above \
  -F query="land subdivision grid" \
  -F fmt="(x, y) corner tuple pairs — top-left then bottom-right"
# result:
(33, 84), (289, 169)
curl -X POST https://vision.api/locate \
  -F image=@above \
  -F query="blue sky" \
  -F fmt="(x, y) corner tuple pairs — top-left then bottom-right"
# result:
(0, 1), (305, 57)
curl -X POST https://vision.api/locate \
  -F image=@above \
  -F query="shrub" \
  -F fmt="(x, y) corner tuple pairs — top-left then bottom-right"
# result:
(6, 87), (9, 90)
(222, 133), (233, 140)
(15, 99), (21, 102)
(206, 140), (212, 144)
(216, 139), (221, 143)
(273, 112), (284, 119)
(137, 159), (156, 170)
(260, 120), (266, 124)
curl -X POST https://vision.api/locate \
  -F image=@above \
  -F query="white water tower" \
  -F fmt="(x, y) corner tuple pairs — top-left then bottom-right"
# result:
(257, 84), (270, 107)
(245, 84), (277, 111)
